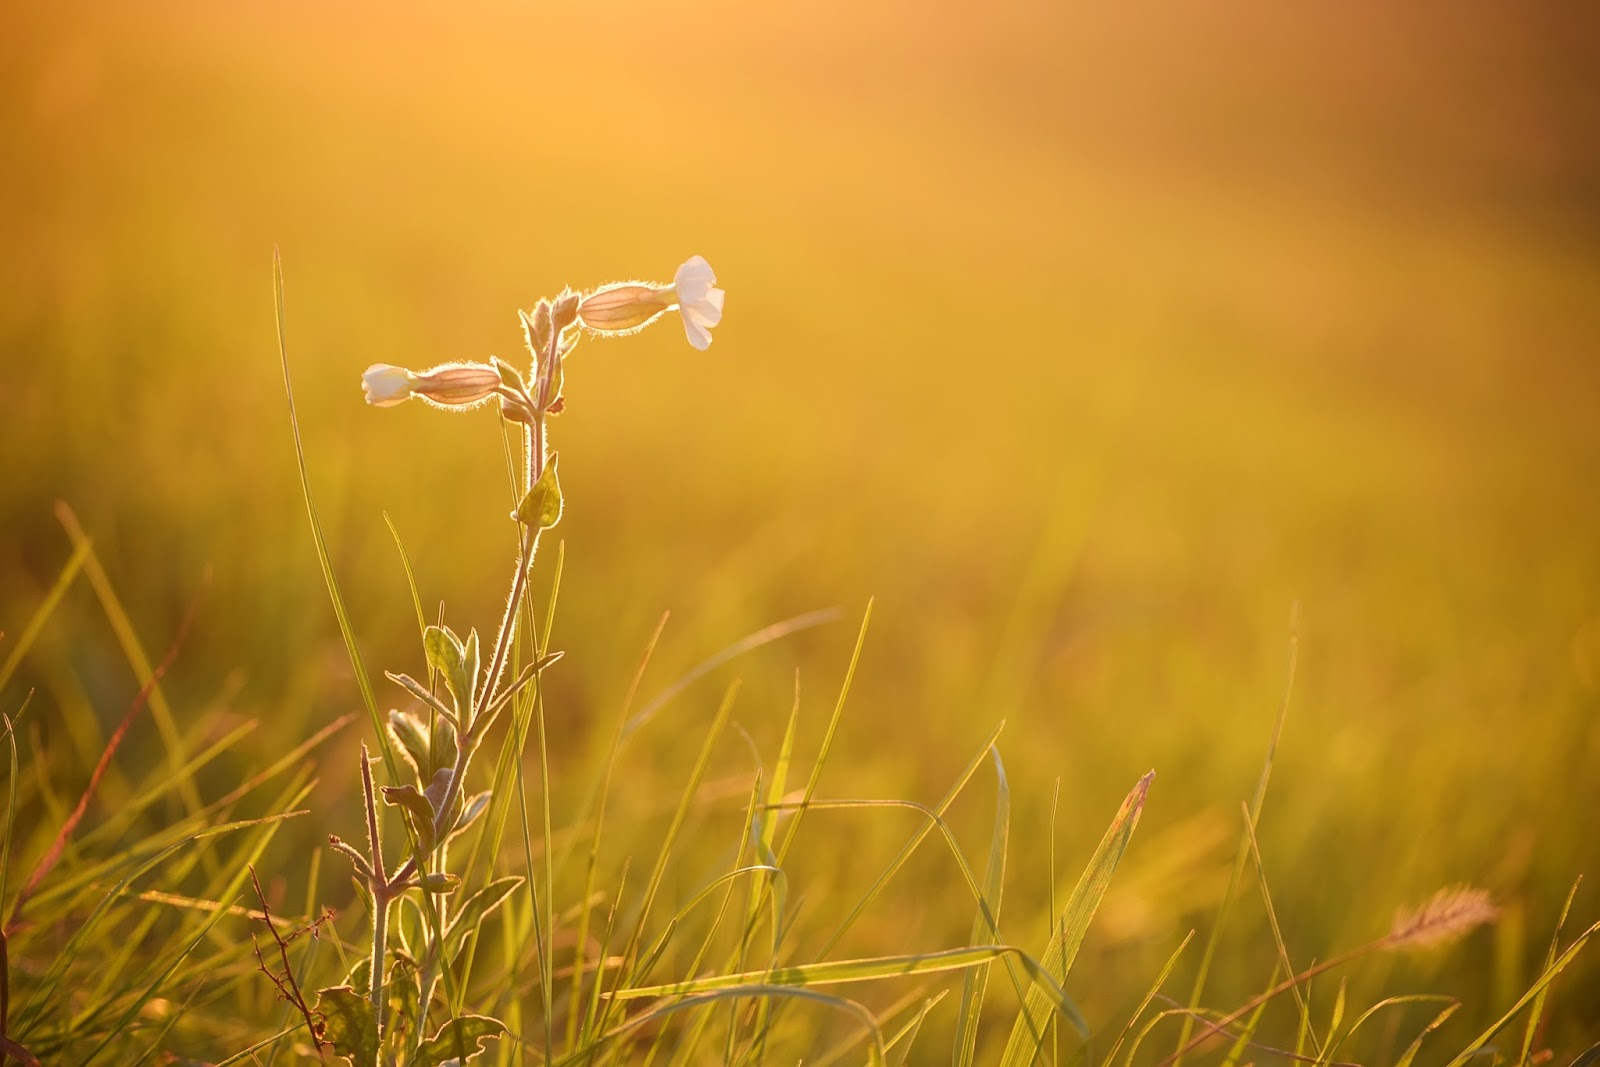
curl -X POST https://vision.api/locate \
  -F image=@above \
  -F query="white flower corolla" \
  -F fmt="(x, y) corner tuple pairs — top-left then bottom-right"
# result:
(574, 255), (725, 350)
(362, 364), (416, 407)
(671, 255), (724, 351)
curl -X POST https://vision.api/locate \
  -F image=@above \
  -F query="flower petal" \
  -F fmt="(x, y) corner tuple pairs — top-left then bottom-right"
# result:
(680, 310), (712, 350)
(362, 364), (416, 407)
(674, 256), (716, 304)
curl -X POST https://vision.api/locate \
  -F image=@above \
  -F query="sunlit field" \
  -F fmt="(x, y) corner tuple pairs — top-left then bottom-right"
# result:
(4, 2), (1600, 1063)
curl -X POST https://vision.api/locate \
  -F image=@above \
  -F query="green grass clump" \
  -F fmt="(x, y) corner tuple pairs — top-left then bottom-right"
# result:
(0, 255), (1595, 1066)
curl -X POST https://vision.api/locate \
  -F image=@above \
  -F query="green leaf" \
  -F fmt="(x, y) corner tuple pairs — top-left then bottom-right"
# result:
(513, 453), (564, 530)
(445, 790), (492, 845)
(431, 712), (459, 779)
(313, 986), (378, 1067)
(393, 894), (426, 960)
(954, 745), (1010, 1067)
(381, 784), (437, 852)
(420, 872), (461, 894)
(384, 956), (422, 1056)
(998, 771), (1153, 1067)
(444, 876), (524, 959)
(388, 710), (430, 785)
(413, 1015), (507, 1067)
(424, 767), (454, 823)
(386, 672), (460, 736)
(424, 625), (475, 719)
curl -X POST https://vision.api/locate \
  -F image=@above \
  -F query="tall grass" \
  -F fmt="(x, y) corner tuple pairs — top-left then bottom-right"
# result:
(0, 256), (1595, 1065)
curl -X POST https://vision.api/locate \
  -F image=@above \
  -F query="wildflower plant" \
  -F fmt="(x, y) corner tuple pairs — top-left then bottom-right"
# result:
(314, 258), (723, 1064)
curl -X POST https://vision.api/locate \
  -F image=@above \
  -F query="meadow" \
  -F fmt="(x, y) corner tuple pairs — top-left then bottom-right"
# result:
(3, 2), (1599, 1062)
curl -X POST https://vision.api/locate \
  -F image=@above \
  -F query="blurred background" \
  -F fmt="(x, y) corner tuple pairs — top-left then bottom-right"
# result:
(4, 0), (1600, 1057)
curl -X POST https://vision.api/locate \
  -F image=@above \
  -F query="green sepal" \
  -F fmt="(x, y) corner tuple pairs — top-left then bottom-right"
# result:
(520, 301), (553, 361)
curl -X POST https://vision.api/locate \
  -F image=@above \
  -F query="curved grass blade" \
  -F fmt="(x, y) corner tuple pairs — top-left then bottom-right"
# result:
(608, 943), (1078, 1026)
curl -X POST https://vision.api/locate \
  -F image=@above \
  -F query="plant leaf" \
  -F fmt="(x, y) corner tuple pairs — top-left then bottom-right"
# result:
(314, 986), (378, 1067)
(424, 625), (475, 719)
(444, 876), (525, 958)
(387, 710), (430, 785)
(383, 956), (422, 1057)
(413, 1015), (507, 1067)
(381, 784), (436, 852)
(513, 452), (563, 530)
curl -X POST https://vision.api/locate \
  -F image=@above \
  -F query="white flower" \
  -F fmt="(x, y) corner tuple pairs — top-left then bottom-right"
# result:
(362, 364), (416, 407)
(671, 255), (724, 351)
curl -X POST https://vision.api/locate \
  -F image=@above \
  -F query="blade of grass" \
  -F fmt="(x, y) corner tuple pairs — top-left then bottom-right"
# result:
(1102, 929), (1194, 1067)
(594, 681), (740, 1037)
(1394, 1003), (1461, 1067)
(1519, 877), (1579, 1066)
(1174, 606), (1298, 1067)
(998, 770), (1155, 1067)
(80, 892), (237, 1063)
(53, 505), (207, 824)
(1442, 919), (1600, 1067)
(625, 608), (843, 741)
(815, 719), (1005, 959)
(0, 539), (90, 695)
(812, 985), (941, 1067)
(954, 745), (1009, 1067)
(6, 581), (202, 933)
(889, 993), (945, 1065)
(273, 249), (396, 783)
(609, 944), (1076, 1017)
(1323, 994), (1456, 1065)
(1241, 801), (1319, 1057)
(774, 601), (870, 868)
(566, 612), (668, 1054)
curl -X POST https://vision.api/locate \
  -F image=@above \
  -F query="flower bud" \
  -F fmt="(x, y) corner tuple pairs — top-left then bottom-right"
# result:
(551, 290), (581, 332)
(576, 283), (673, 335)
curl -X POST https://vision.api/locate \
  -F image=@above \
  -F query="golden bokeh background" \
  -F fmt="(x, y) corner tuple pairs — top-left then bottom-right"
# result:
(4, 0), (1600, 1056)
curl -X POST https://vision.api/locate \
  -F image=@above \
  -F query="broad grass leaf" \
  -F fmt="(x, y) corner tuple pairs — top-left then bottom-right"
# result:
(999, 771), (1154, 1066)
